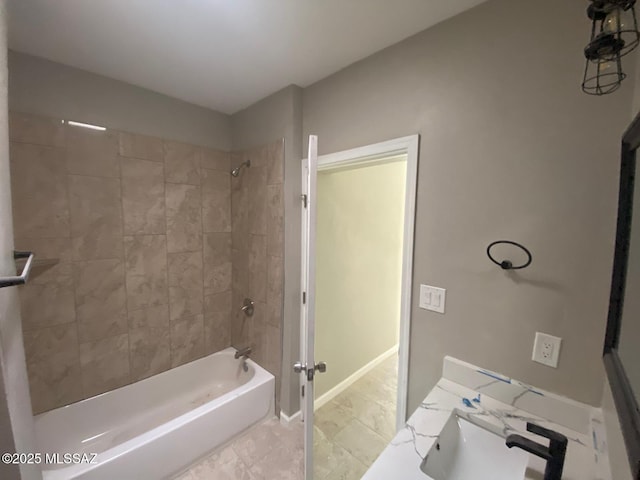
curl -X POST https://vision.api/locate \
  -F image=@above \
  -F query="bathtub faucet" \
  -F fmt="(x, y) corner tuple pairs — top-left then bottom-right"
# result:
(234, 347), (252, 360)
(235, 347), (252, 372)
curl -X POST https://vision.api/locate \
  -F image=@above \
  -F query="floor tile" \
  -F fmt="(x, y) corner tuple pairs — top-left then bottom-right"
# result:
(175, 445), (257, 480)
(177, 416), (304, 480)
(333, 418), (388, 466)
(249, 442), (304, 480)
(315, 400), (353, 440)
(322, 452), (369, 480)
(314, 425), (357, 479)
(231, 418), (282, 466)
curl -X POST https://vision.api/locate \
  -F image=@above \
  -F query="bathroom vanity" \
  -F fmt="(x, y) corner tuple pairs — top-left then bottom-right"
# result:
(363, 357), (610, 480)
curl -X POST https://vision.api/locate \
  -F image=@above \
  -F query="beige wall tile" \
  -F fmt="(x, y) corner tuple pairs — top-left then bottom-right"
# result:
(202, 169), (231, 233)
(200, 147), (230, 172)
(124, 235), (169, 311)
(119, 131), (163, 161)
(20, 262), (75, 330)
(164, 140), (200, 185)
(249, 305), (267, 366)
(231, 226), (250, 254)
(231, 142), (284, 410)
(128, 304), (170, 330)
(231, 176), (250, 234)
(66, 126), (119, 178)
(74, 259), (127, 343)
(204, 291), (232, 314)
(266, 255), (283, 328)
(247, 166), (267, 235)
(170, 314), (205, 367)
(23, 323), (78, 362)
(248, 235), (267, 303)
(9, 112), (65, 147)
(205, 263), (232, 298)
(79, 333), (131, 398)
(23, 324), (83, 413)
(242, 146), (267, 169)
(130, 327), (171, 381)
(264, 324), (282, 378)
(204, 292), (232, 354)
(204, 312), (230, 354)
(26, 351), (83, 414)
(266, 139), (284, 186)
(266, 184), (283, 257)
(121, 156), (165, 235)
(129, 305), (172, 381)
(13, 237), (73, 262)
(166, 183), (202, 253)
(203, 233), (231, 296)
(232, 247), (249, 295)
(68, 175), (123, 260)
(168, 251), (204, 321)
(231, 290), (250, 347)
(10, 142), (69, 238)
(16, 238), (76, 330)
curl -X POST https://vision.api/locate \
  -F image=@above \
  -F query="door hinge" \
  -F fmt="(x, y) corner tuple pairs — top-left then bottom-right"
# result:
(301, 385), (305, 397)
(302, 291), (306, 304)
(301, 194), (308, 208)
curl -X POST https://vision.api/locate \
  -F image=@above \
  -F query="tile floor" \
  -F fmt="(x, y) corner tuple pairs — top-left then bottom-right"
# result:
(175, 355), (397, 480)
(173, 417), (304, 480)
(314, 355), (398, 480)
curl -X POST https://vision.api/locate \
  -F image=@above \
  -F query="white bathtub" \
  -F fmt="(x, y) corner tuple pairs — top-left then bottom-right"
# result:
(34, 348), (274, 480)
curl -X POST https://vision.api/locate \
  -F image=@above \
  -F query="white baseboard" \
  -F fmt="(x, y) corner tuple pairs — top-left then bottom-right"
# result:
(314, 344), (398, 411)
(279, 409), (302, 426)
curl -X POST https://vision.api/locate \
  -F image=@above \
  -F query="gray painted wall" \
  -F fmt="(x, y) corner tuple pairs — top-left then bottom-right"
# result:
(231, 85), (303, 416)
(303, 0), (632, 413)
(0, 4), (41, 479)
(8, 51), (231, 150)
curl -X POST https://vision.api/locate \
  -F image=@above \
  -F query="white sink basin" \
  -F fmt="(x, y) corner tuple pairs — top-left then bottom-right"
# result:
(420, 411), (529, 480)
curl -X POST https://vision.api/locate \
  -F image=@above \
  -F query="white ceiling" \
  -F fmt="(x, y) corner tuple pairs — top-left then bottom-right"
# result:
(7, 0), (487, 114)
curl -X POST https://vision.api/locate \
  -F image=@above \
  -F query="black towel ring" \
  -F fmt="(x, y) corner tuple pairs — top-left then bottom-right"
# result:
(486, 240), (532, 270)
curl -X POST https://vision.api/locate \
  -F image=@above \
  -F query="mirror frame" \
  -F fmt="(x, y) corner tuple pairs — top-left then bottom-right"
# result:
(604, 111), (640, 480)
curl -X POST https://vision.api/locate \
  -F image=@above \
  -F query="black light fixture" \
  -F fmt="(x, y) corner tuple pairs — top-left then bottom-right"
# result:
(582, 0), (640, 95)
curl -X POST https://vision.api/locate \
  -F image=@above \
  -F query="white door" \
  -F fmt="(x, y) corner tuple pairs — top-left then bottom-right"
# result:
(298, 135), (323, 480)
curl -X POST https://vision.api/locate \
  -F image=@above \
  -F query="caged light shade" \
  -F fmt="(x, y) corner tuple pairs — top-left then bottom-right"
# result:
(582, 0), (639, 95)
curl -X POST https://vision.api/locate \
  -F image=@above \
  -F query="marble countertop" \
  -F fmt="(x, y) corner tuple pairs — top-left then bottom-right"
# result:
(363, 357), (610, 480)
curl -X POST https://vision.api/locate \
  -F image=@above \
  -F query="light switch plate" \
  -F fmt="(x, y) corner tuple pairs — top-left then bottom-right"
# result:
(419, 285), (446, 314)
(532, 332), (562, 368)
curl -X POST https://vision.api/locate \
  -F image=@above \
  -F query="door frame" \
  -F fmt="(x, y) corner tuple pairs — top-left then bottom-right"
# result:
(300, 134), (419, 430)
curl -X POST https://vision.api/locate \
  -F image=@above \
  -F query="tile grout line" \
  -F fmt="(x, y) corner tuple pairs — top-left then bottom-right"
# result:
(62, 122), (86, 405)
(163, 139), (174, 370)
(117, 133), (134, 388)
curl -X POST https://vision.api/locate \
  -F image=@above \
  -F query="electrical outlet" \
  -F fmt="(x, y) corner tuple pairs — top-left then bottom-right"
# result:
(532, 332), (562, 368)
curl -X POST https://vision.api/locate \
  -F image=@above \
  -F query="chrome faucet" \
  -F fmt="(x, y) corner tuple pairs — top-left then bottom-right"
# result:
(506, 422), (567, 480)
(235, 347), (251, 372)
(234, 346), (252, 359)
(241, 298), (254, 317)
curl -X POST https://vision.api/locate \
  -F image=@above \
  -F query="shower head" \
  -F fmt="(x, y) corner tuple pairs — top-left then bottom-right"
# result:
(231, 159), (251, 177)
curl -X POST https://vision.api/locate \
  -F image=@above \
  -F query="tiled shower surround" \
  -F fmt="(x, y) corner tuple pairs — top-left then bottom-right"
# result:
(231, 144), (284, 413)
(9, 112), (284, 414)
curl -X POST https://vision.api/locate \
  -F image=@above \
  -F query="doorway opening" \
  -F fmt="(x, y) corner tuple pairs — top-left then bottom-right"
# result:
(300, 135), (419, 479)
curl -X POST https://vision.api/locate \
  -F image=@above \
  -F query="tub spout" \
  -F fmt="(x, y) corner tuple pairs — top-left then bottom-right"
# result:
(234, 347), (252, 359)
